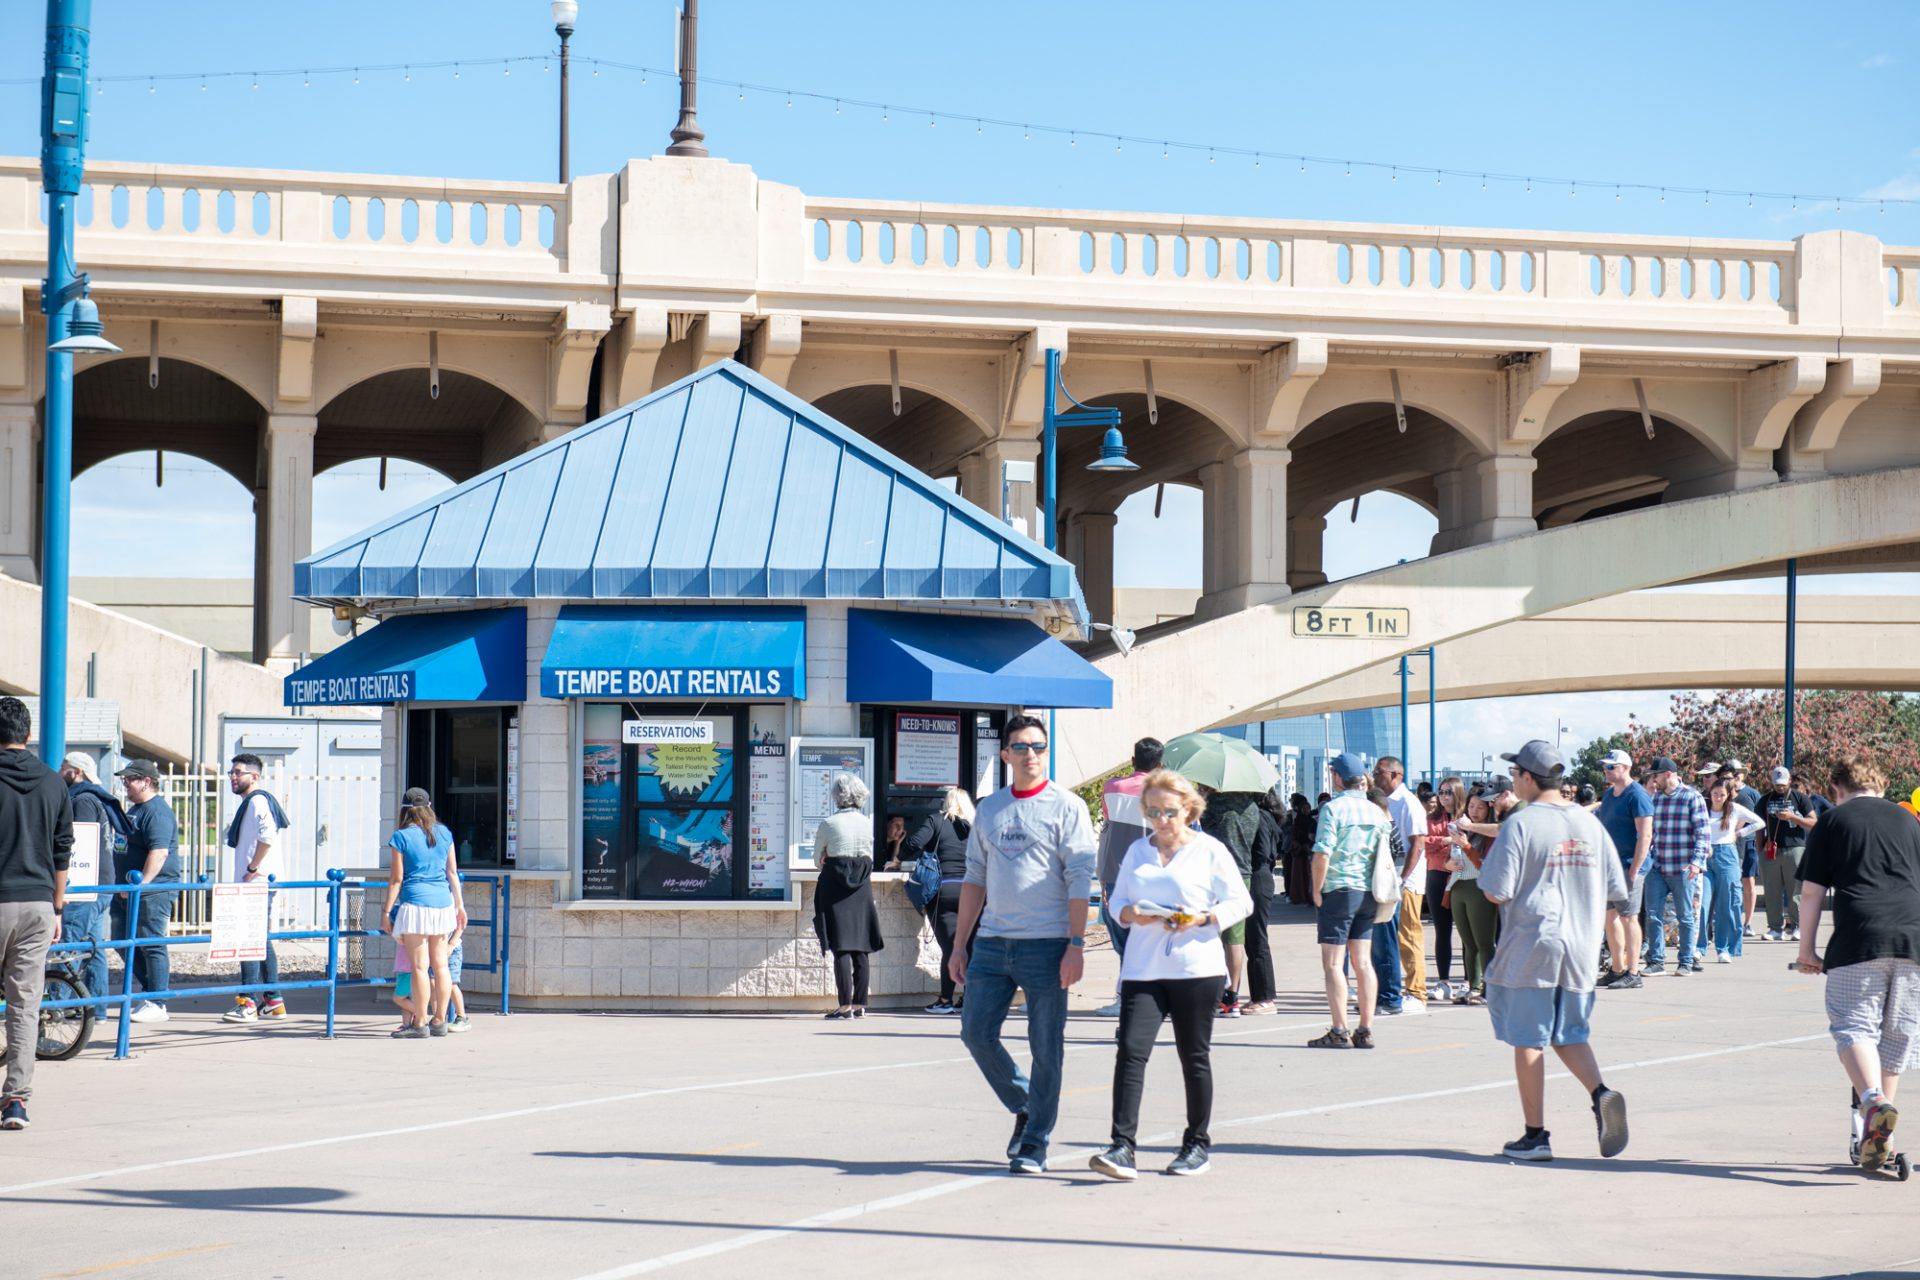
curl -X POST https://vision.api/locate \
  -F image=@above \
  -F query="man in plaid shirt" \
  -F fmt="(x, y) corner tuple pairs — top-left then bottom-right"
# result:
(1643, 757), (1709, 975)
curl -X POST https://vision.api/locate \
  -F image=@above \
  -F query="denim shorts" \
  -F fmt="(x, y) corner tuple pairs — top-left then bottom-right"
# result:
(1740, 845), (1760, 879)
(1487, 984), (1596, 1048)
(448, 941), (464, 986)
(1316, 888), (1376, 945)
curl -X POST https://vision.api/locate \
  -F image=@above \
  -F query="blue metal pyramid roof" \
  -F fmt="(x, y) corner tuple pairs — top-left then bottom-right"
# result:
(295, 360), (1085, 621)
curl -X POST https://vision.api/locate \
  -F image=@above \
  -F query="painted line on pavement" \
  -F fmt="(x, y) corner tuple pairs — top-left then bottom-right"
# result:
(0, 1017), (1324, 1199)
(572, 1031), (1831, 1279)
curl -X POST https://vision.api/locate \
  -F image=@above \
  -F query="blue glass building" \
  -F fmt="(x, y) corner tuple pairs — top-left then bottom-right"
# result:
(1216, 706), (1401, 799)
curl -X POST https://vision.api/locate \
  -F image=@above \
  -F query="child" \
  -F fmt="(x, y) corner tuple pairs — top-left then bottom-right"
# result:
(445, 925), (471, 1033)
(389, 928), (417, 1037)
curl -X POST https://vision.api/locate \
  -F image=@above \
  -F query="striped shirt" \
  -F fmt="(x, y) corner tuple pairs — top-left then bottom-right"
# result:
(1649, 782), (1710, 876)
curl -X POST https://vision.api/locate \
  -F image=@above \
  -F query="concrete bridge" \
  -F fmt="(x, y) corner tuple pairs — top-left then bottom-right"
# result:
(2, 153), (1917, 755)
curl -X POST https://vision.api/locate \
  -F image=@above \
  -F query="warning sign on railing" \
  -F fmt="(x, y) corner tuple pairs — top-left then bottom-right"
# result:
(209, 883), (271, 962)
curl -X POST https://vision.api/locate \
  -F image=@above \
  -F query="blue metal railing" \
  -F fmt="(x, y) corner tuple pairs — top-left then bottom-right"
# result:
(12, 869), (511, 1059)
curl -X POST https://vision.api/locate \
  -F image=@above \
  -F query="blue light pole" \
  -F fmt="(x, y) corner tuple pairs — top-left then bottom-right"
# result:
(38, 0), (118, 766)
(1040, 348), (1136, 552)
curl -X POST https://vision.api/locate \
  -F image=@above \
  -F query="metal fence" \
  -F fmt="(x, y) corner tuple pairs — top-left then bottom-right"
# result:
(158, 765), (381, 931)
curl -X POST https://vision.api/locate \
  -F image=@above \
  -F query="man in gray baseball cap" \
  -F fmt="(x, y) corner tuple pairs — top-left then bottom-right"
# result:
(1478, 740), (1630, 1163)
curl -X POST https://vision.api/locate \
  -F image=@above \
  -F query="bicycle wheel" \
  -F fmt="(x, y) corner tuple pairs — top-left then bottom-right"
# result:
(37, 971), (95, 1062)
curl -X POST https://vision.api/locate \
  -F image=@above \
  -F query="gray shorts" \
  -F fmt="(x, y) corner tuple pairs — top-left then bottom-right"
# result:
(1825, 957), (1920, 1073)
(1617, 865), (1646, 915)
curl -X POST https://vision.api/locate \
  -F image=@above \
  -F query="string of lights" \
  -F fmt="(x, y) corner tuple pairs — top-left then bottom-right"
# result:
(2, 51), (1912, 213)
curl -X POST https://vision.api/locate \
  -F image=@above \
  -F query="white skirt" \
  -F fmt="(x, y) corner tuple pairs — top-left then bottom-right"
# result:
(391, 902), (459, 938)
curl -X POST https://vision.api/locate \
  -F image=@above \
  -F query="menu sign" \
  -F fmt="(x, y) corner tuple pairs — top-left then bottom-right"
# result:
(894, 713), (961, 788)
(748, 743), (789, 897)
(791, 738), (873, 865)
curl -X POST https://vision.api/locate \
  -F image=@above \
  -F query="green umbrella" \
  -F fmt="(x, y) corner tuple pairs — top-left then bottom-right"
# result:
(1160, 732), (1281, 795)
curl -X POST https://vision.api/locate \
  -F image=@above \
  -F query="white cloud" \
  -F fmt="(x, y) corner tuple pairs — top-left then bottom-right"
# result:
(1862, 174), (1920, 201)
(1862, 53), (1896, 69)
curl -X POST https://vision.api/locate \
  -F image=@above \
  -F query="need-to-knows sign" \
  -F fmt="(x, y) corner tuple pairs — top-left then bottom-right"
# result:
(1291, 605), (1411, 638)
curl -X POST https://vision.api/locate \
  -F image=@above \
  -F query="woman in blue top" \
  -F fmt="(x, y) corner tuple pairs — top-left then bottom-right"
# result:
(381, 787), (466, 1038)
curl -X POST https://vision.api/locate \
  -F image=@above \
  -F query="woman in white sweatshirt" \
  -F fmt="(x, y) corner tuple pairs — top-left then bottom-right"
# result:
(1089, 767), (1253, 1182)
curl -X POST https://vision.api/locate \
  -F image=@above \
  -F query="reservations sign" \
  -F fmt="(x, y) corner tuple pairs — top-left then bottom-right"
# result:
(542, 666), (793, 698)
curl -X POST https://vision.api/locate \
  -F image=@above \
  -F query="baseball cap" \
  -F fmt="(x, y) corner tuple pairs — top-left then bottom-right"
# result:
(402, 786), (433, 807)
(1500, 739), (1565, 778)
(1486, 775), (1514, 795)
(61, 751), (99, 781)
(1329, 752), (1368, 782)
(1696, 761), (1721, 775)
(115, 759), (160, 783)
(1770, 766), (1791, 785)
(1649, 757), (1681, 776)
(1726, 758), (1747, 771)
(1600, 749), (1633, 769)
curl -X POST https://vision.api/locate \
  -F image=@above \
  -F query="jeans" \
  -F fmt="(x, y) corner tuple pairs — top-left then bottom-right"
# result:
(1099, 891), (1129, 963)
(239, 889), (280, 1003)
(60, 897), (110, 1006)
(1372, 901), (1403, 1009)
(1111, 976), (1218, 1150)
(1643, 867), (1699, 968)
(1244, 870), (1275, 1004)
(960, 936), (1070, 1159)
(1707, 846), (1743, 957)
(109, 886), (177, 1003)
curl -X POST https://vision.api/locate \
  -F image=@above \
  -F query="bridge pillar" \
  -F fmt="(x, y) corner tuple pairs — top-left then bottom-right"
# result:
(957, 438), (1041, 541)
(1198, 447), (1292, 617)
(254, 414), (316, 667)
(0, 402), (35, 582)
(1287, 511), (1327, 591)
(1457, 453), (1537, 546)
(1065, 511), (1117, 626)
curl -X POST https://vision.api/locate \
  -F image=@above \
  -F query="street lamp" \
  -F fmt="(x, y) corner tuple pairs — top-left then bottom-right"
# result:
(1040, 348), (1136, 551)
(46, 296), (118, 355)
(551, 1), (577, 183)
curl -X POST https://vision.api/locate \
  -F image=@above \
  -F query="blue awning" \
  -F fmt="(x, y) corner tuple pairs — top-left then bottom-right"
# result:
(284, 608), (527, 708)
(845, 609), (1111, 709)
(540, 605), (807, 700)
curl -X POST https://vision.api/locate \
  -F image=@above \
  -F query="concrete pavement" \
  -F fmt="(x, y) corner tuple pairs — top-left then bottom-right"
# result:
(2, 903), (1916, 1279)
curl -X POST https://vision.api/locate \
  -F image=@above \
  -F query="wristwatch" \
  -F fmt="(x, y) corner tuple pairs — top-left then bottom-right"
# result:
(1067, 937), (1084, 948)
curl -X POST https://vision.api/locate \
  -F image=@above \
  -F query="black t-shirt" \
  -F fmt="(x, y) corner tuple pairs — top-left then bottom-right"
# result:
(1799, 796), (1920, 970)
(1760, 790), (1813, 849)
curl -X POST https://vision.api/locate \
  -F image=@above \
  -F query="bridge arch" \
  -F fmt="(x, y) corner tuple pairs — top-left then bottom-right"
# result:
(1533, 408), (1726, 526)
(808, 383), (991, 480)
(316, 368), (540, 483)
(61, 356), (267, 490)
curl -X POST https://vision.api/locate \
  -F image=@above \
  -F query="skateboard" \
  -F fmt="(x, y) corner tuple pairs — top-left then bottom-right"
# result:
(1851, 1089), (1911, 1181)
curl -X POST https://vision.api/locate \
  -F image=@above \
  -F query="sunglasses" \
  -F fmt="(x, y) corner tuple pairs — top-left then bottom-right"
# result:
(1143, 805), (1183, 821)
(1005, 742), (1049, 755)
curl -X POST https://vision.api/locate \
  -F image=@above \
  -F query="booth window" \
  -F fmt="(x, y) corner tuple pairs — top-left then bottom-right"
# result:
(580, 703), (752, 901)
(405, 707), (511, 868)
(860, 707), (1005, 846)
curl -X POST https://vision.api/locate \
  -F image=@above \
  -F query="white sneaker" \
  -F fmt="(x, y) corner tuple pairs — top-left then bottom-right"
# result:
(1766, 929), (1783, 941)
(1787, 928), (1801, 942)
(129, 1002), (169, 1024)
(1095, 1001), (1122, 1017)
(1433, 981), (1453, 1002)
(1400, 998), (1427, 1016)
(1716, 953), (1732, 964)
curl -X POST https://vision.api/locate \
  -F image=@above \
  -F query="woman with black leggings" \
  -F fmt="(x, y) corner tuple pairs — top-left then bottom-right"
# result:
(911, 787), (974, 1013)
(812, 772), (883, 1019)
(1423, 782), (1464, 998)
(1090, 768), (1253, 1181)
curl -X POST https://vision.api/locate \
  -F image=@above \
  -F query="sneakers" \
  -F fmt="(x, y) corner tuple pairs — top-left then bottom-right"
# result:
(926, 999), (956, 1014)
(1089, 1142), (1137, 1181)
(128, 1001), (169, 1023)
(1216, 998), (1242, 1019)
(1307, 1027), (1352, 1049)
(1716, 953), (1733, 964)
(0, 1097), (27, 1131)
(1401, 997), (1428, 1014)
(429, 1020), (450, 1038)
(1433, 980), (1454, 1002)
(1593, 1087), (1629, 1158)
(1612, 973), (1645, 990)
(1502, 1130), (1554, 1162)
(1860, 1099), (1900, 1172)
(1165, 1143), (1210, 1176)
(1006, 1111), (1029, 1160)
(447, 1015), (472, 1034)
(1644, 961), (1666, 975)
(1787, 927), (1802, 942)
(1094, 1001), (1122, 1017)
(1008, 1153), (1046, 1175)
(1598, 970), (1627, 988)
(1766, 929), (1783, 941)
(390, 1023), (429, 1039)
(259, 999), (287, 1018)
(222, 997), (258, 1023)
(1742, 924), (1756, 939)
(1669, 965), (1687, 977)
(1351, 1026), (1375, 1050)
(1689, 958), (1704, 973)
(1375, 1003), (1405, 1017)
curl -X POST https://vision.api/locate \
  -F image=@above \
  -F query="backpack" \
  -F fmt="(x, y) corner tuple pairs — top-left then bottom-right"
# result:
(906, 853), (942, 911)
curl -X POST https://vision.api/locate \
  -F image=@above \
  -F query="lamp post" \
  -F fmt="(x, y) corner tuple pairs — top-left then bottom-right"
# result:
(38, 0), (119, 767)
(1040, 348), (1136, 552)
(664, 0), (708, 157)
(1784, 557), (1798, 768)
(552, 1), (577, 183)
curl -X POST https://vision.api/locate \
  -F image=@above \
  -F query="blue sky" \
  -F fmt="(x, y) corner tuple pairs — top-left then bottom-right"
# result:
(6, 1), (1916, 766)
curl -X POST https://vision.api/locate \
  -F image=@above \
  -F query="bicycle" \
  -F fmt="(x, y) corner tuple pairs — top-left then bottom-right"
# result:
(36, 951), (97, 1062)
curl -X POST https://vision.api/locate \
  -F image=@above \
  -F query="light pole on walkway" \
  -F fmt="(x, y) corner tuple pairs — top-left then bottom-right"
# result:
(37, 0), (120, 767)
(665, 0), (709, 157)
(1040, 348), (1136, 552)
(552, 1), (577, 183)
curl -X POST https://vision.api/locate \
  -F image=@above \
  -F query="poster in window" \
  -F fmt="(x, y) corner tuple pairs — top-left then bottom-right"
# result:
(746, 705), (789, 899)
(976, 726), (1001, 799)
(791, 738), (873, 865)
(581, 705), (625, 898)
(630, 716), (735, 901)
(894, 712), (961, 788)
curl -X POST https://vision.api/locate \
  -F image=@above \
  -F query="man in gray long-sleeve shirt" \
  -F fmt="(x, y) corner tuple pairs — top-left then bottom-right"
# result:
(951, 713), (1097, 1175)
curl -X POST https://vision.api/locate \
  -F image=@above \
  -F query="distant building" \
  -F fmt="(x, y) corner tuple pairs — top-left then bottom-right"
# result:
(1216, 706), (1401, 798)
